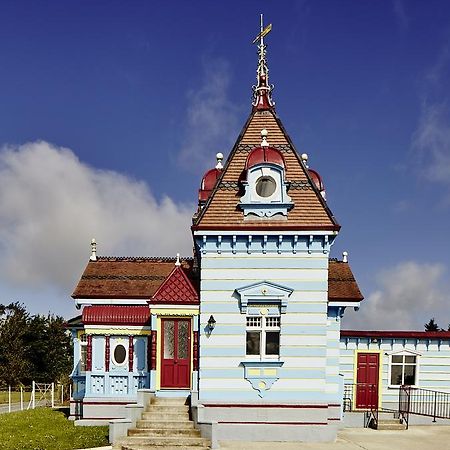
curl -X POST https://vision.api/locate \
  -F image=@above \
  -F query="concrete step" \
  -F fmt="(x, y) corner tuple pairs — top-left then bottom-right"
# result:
(128, 428), (201, 437)
(117, 436), (210, 447)
(141, 411), (189, 421)
(151, 397), (188, 405)
(377, 420), (407, 430)
(136, 419), (194, 429)
(145, 404), (190, 413)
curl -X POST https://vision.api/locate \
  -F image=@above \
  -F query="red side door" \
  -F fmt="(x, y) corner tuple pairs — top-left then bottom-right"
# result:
(356, 353), (379, 409)
(161, 319), (191, 388)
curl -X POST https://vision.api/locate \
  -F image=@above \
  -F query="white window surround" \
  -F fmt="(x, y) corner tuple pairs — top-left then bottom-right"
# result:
(239, 164), (293, 217)
(112, 342), (128, 367)
(386, 349), (421, 388)
(235, 280), (293, 314)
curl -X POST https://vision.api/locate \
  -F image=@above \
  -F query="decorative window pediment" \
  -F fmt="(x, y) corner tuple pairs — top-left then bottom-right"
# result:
(235, 281), (293, 313)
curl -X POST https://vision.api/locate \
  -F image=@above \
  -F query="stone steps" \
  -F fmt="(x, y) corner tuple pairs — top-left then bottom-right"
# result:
(117, 396), (210, 450)
(377, 419), (407, 430)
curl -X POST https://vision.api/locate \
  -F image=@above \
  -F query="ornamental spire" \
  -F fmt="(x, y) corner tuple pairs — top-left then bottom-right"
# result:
(252, 14), (275, 111)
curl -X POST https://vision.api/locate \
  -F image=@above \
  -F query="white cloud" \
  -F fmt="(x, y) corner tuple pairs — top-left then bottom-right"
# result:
(392, 0), (409, 31)
(178, 58), (240, 172)
(0, 141), (194, 315)
(412, 102), (450, 185)
(343, 261), (448, 330)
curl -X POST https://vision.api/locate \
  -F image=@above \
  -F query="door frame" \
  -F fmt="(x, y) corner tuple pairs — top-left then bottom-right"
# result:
(353, 350), (383, 410)
(157, 316), (193, 390)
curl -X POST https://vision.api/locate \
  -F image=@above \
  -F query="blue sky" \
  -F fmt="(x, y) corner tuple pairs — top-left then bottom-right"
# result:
(0, 1), (449, 330)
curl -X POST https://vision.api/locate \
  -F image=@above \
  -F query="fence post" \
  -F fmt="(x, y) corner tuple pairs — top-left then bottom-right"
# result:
(51, 382), (54, 408)
(60, 384), (64, 405)
(20, 386), (23, 411)
(32, 381), (35, 409)
(433, 390), (437, 422)
(8, 386), (11, 413)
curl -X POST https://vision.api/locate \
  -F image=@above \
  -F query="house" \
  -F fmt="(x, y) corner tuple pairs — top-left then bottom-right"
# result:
(68, 17), (449, 444)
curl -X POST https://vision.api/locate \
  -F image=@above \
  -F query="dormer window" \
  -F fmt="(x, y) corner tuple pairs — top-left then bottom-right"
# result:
(239, 130), (293, 218)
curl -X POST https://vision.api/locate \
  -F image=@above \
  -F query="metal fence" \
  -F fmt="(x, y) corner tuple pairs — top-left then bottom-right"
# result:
(0, 382), (70, 413)
(399, 385), (450, 429)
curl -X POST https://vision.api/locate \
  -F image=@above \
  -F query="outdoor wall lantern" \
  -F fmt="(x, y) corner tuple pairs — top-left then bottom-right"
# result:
(208, 315), (216, 331)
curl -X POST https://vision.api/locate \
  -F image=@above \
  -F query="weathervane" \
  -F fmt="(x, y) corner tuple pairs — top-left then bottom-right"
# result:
(252, 14), (275, 110)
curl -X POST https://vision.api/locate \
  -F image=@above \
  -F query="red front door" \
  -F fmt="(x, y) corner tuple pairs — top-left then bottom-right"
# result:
(161, 318), (191, 388)
(356, 353), (379, 409)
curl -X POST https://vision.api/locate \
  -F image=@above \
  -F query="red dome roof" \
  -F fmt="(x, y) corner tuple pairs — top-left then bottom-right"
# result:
(308, 168), (325, 192)
(245, 146), (285, 169)
(198, 168), (221, 203)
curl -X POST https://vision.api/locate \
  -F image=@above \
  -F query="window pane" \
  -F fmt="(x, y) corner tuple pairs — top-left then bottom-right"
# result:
(265, 316), (280, 328)
(246, 331), (261, 355)
(404, 365), (416, 385)
(391, 365), (403, 385)
(392, 355), (403, 363)
(256, 176), (276, 197)
(164, 321), (175, 359)
(265, 331), (280, 355)
(80, 346), (87, 372)
(177, 321), (189, 360)
(405, 356), (416, 364)
(114, 344), (127, 365)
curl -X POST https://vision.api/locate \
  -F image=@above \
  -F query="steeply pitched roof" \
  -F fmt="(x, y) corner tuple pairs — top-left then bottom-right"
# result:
(151, 266), (199, 305)
(72, 256), (195, 299)
(192, 109), (339, 231)
(328, 259), (363, 302)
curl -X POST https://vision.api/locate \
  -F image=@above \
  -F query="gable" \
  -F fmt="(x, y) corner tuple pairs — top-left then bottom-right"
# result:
(193, 109), (339, 231)
(151, 266), (199, 305)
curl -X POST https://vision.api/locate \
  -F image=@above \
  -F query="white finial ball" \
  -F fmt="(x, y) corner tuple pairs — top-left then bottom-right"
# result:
(342, 251), (348, 263)
(261, 129), (268, 137)
(91, 238), (96, 244)
(216, 152), (223, 160)
(301, 153), (308, 162)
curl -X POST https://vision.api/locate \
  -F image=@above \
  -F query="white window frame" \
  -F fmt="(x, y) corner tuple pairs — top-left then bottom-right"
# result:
(79, 333), (87, 373)
(246, 314), (280, 360)
(388, 350), (420, 388)
(112, 342), (128, 367)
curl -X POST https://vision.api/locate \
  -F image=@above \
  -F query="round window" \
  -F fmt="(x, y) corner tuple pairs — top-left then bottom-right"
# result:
(256, 176), (276, 197)
(113, 344), (127, 365)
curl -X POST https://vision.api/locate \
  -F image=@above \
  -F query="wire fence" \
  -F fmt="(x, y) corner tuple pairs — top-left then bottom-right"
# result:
(0, 382), (71, 413)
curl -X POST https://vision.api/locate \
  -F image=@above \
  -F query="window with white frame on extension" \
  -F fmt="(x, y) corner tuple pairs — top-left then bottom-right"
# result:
(79, 334), (87, 372)
(390, 354), (417, 386)
(246, 315), (280, 358)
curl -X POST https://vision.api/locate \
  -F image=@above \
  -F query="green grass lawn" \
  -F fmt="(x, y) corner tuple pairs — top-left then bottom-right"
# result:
(0, 390), (32, 405)
(0, 408), (109, 450)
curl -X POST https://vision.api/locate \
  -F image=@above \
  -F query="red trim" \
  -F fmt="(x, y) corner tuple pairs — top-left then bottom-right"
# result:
(193, 331), (199, 371)
(328, 418), (341, 421)
(192, 225), (340, 232)
(203, 404), (328, 409)
(105, 335), (110, 372)
(80, 401), (132, 405)
(86, 335), (92, 371)
(218, 421), (327, 426)
(128, 336), (134, 372)
(82, 305), (150, 325)
(150, 330), (157, 370)
(341, 330), (450, 339)
(328, 404), (341, 408)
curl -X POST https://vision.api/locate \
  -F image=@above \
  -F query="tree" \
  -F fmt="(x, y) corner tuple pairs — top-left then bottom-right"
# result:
(0, 303), (73, 387)
(424, 318), (440, 331)
(0, 303), (31, 386)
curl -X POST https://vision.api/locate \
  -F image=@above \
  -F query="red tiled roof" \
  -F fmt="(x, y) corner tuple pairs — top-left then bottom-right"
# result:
(151, 266), (199, 305)
(341, 330), (450, 339)
(192, 110), (339, 231)
(72, 257), (195, 299)
(82, 305), (150, 325)
(328, 260), (363, 302)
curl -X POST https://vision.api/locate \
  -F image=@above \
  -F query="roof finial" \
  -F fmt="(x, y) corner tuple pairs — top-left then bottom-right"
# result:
(301, 153), (309, 168)
(342, 251), (348, 263)
(90, 238), (97, 261)
(215, 152), (224, 170)
(252, 14), (274, 111)
(175, 253), (181, 267)
(261, 129), (269, 147)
